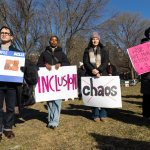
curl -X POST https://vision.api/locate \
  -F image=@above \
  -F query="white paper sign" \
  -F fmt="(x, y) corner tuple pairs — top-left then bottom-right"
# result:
(0, 50), (25, 83)
(81, 76), (122, 108)
(35, 66), (78, 102)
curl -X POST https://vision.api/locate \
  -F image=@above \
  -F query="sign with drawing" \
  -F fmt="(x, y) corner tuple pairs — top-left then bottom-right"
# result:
(0, 50), (25, 83)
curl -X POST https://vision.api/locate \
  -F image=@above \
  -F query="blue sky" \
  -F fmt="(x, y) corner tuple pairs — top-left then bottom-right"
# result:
(106, 0), (150, 19)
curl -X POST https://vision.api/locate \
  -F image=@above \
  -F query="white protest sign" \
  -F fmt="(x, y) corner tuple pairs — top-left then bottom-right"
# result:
(0, 50), (25, 83)
(35, 65), (78, 102)
(81, 76), (122, 108)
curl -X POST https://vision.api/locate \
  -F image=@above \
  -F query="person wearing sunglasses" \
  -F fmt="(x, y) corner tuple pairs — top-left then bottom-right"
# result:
(0, 26), (21, 141)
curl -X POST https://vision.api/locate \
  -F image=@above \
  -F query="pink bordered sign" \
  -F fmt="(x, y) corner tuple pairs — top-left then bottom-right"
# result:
(127, 41), (150, 75)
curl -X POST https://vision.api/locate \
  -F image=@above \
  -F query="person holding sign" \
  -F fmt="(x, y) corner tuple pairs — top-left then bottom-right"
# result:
(0, 26), (21, 140)
(37, 35), (70, 129)
(83, 32), (109, 122)
(140, 27), (150, 120)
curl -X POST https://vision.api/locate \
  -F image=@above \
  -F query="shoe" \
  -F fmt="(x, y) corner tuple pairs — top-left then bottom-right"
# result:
(94, 118), (100, 122)
(0, 134), (2, 142)
(48, 125), (57, 130)
(3, 130), (15, 139)
(100, 118), (107, 122)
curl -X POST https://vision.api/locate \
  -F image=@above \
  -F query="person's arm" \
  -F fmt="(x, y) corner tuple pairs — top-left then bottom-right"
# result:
(83, 48), (95, 74)
(37, 53), (52, 70)
(59, 52), (70, 66)
(97, 48), (109, 74)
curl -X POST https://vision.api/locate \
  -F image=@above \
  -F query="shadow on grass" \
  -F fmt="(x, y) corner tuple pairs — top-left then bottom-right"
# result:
(61, 104), (150, 127)
(90, 133), (150, 150)
(124, 100), (142, 107)
(122, 95), (142, 99)
(108, 108), (150, 128)
(61, 104), (92, 120)
(15, 107), (47, 124)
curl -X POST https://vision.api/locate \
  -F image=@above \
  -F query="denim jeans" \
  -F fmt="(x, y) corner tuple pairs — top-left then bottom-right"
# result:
(92, 107), (107, 119)
(0, 89), (16, 133)
(47, 99), (62, 127)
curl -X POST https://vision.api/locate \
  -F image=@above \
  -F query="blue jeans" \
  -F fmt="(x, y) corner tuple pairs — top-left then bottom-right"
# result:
(47, 99), (62, 127)
(92, 107), (107, 119)
(0, 89), (16, 133)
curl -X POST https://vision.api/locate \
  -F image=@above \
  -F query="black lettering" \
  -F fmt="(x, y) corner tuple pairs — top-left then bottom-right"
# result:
(97, 86), (104, 96)
(111, 86), (117, 96)
(105, 86), (111, 96)
(90, 78), (97, 96)
(83, 86), (90, 96)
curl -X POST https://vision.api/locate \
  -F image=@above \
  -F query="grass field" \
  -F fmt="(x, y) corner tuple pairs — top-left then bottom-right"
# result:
(0, 83), (150, 150)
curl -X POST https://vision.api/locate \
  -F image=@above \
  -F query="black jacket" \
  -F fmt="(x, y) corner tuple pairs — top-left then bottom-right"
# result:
(83, 45), (109, 76)
(141, 72), (150, 94)
(0, 45), (21, 90)
(37, 46), (70, 67)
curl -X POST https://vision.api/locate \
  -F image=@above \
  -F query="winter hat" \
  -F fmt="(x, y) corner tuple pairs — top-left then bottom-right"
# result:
(91, 32), (100, 39)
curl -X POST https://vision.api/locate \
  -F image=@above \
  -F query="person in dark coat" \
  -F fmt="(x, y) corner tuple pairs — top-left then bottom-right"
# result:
(37, 35), (70, 129)
(77, 62), (86, 99)
(106, 61), (118, 76)
(83, 32), (109, 122)
(0, 26), (21, 140)
(140, 27), (150, 120)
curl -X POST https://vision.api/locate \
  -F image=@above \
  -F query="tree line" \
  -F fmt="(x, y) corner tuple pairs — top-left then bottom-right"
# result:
(0, 0), (150, 79)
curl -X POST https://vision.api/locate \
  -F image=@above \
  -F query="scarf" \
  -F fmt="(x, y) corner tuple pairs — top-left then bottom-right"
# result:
(89, 46), (101, 68)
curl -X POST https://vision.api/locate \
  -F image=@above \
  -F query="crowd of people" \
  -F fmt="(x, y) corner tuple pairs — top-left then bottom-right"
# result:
(0, 25), (149, 141)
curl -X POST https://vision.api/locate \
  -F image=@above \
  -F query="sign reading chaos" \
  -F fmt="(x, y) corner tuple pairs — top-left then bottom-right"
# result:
(81, 76), (122, 108)
(127, 41), (150, 75)
(35, 66), (78, 102)
(0, 50), (25, 83)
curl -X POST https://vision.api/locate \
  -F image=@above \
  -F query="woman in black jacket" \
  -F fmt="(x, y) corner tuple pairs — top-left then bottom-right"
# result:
(83, 32), (109, 122)
(37, 35), (70, 129)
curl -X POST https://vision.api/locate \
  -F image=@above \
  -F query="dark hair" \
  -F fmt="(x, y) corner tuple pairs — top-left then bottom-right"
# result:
(0, 26), (13, 36)
(87, 37), (103, 48)
(144, 27), (150, 39)
(50, 35), (59, 41)
(141, 38), (149, 44)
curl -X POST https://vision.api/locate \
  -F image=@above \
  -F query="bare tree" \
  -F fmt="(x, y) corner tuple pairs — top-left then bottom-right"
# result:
(43, 0), (109, 53)
(0, 0), (44, 52)
(99, 13), (150, 79)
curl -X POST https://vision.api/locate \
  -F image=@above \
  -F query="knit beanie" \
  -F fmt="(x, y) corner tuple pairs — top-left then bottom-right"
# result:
(91, 32), (100, 39)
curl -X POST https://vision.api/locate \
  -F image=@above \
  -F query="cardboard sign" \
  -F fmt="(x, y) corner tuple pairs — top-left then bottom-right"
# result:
(35, 66), (78, 102)
(0, 50), (25, 83)
(81, 76), (122, 108)
(127, 42), (150, 75)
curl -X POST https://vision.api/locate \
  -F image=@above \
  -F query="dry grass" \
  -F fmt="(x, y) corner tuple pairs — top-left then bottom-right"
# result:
(0, 83), (150, 150)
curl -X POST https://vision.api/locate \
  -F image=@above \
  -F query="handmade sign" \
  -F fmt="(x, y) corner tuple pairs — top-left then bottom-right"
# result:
(81, 76), (122, 108)
(127, 42), (150, 75)
(35, 66), (78, 102)
(0, 50), (25, 83)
